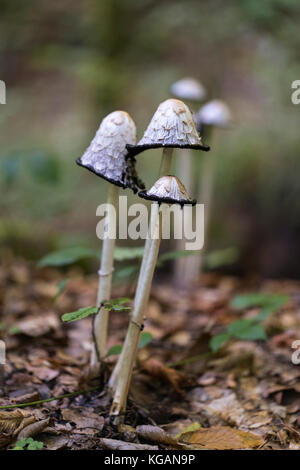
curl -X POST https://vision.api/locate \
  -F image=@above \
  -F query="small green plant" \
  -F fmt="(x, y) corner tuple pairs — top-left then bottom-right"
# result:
(106, 331), (153, 358)
(38, 246), (96, 268)
(13, 437), (44, 450)
(210, 292), (289, 352)
(0, 150), (61, 187)
(52, 278), (68, 303)
(0, 322), (20, 335)
(61, 298), (131, 323)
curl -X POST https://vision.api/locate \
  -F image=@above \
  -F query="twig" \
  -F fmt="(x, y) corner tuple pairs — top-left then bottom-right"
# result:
(0, 386), (99, 410)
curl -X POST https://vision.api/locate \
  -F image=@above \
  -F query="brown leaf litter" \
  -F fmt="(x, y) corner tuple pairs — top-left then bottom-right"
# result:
(0, 259), (300, 449)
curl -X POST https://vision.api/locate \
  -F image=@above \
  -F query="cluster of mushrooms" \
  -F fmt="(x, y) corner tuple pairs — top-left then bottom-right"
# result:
(76, 78), (231, 417)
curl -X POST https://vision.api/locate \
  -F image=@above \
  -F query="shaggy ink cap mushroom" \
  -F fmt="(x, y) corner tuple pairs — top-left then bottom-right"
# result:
(170, 77), (206, 102)
(126, 99), (210, 158)
(195, 100), (232, 130)
(76, 111), (145, 193)
(139, 175), (196, 206)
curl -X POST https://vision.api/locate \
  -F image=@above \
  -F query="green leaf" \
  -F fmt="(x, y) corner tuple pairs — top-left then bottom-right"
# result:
(8, 325), (20, 335)
(138, 331), (153, 349)
(231, 293), (288, 310)
(1, 153), (20, 186)
(158, 249), (200, 265)
(254, 306), (274, 322)
(27, 440), (43, 450)
(234, 323), (267, 341)
(226, 319), (267, 341)
(106, 332), (153, 356)
(106, 344), (123, 357)
(102, 297), (131, 311)
(210, 332), (231, 352)
(61, 306), (98, 323)
(176, 422), (201, 439)
(38, 246), (96, 267)
(205, 247), (239, 269)
(227, 318), (255, 335)
(52, 278), (68, 303)
(13, 438), (28, 449)
(113, 246), (144, 261)
(13, 437), (43, 450)
(28, 152), (60, 184)
(114, 265), (138, 280)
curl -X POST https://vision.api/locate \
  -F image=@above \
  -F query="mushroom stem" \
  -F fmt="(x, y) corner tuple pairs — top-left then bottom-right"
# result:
(177, 127), (215, 288)
(110, 203), (162, 417)
(188, 143), (215, 280)
(173, 148), (193, 287)
(108, 148), (173, 391)
(90, 183), (119, 366)
(159, 147), (173, 176)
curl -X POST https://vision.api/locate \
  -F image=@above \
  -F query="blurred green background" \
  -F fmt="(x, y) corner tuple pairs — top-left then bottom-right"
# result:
(1, 0), (300, 278)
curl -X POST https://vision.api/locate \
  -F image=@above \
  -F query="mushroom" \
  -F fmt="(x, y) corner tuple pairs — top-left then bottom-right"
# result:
(169, 80), (208, 287)
(126, 98), (209, 157)
(178, 100), (232, 289)
(110, 176), (195, 417)
(169, 78), (207, 191)
(109, 98), (209, 417)
(109, 98), (209, 393)
(76, 110), (144, 367)
(170, 77), (206, 103)
(195, 99), (232, 134)
(77, 110), (144, 192)
(139, 175), (196, 206)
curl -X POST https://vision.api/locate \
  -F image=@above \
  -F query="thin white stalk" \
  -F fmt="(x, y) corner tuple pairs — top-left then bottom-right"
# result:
(159, 147), (173, 176)
(90, 183), (119, 367)
(110, 204), (162, 416)
(173, 148), (193, 287)
(108, 230), (151, 389)
(179, 132), (216, 288)
(108, 148), (173, 390)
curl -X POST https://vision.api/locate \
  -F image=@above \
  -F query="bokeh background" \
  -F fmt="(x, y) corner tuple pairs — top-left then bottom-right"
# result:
(1, 0), (300, 278)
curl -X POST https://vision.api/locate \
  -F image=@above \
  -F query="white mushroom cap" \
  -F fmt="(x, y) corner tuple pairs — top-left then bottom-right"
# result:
(127, 99), (209, 157)
(170, 77), (206, 102)
(77, 111), (144, 192)
(139, 175), (196, 206)
(197, 100), (232, 128)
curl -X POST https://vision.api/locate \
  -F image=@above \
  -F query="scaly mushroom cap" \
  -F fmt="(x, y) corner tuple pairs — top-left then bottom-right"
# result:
(170, 77), (206, 102)
(76, 111), (145, 192)
(196, 100), (232, 129)
(139, 175), (196, 206)
(127, 99), (209, 157)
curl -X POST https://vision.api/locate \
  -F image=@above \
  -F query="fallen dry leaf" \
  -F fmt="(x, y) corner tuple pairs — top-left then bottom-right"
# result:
(17, 313), (60, 337)
(142, 358), (186, 396)
(61, 407), (104, 435)
(136, 425), (184, 449)
(0, 409), (33, 435)
(17, 418), (50, 440)
(42, 435), (69, 450)
(100, 438), (158, 450)
(180, 425), (264, 450)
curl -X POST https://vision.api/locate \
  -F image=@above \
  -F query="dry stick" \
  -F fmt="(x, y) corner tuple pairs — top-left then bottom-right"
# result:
(0, 386), (99, 410)
(108, 148), (173, 391)
(90, 183), (119, 366)
(110, 203), (162, 416)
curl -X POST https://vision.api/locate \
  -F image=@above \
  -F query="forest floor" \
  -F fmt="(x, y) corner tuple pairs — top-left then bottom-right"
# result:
(1, 257), (300, 450)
